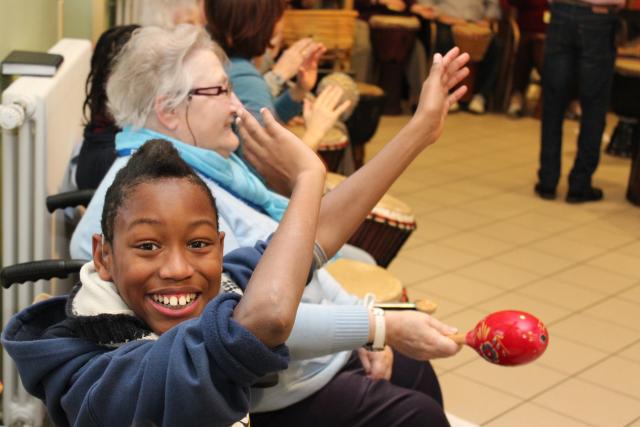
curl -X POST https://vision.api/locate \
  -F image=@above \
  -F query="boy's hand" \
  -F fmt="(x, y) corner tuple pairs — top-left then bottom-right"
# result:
(410, 47), (470, 147)
(303, 85), (352, 150)
(237, 107), (326, 195)
(385, 311), (462, 360)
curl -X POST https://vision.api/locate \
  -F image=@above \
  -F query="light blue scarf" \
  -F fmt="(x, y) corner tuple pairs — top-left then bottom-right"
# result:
(115, 127), (288, 221)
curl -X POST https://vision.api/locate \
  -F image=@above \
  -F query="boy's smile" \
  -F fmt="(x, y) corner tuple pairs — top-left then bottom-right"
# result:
(94, 178), (224, 334)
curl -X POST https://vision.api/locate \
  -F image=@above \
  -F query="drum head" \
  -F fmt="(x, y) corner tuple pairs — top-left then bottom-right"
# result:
(326, 259), (403, 302)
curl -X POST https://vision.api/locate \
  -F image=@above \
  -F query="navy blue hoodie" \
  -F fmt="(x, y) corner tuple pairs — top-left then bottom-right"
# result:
(1, 242), (289, 427)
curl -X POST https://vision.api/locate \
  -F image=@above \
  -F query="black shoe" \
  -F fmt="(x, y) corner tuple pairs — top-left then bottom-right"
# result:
(566, 187), (604, 204)
(534, 183), (557, 200)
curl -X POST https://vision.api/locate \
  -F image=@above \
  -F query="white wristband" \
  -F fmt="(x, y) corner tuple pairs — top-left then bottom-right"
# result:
(365, 308), (385, 351)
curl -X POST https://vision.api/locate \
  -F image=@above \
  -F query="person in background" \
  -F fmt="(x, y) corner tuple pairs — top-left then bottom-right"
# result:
(536, 0), (623, 203)
(506, 0), (548, 117)
(415, 0), (502, 114)
(75, 25), (139, 190)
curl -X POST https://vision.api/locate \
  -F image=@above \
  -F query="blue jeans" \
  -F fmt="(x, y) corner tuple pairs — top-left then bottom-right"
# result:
(538, 2), (618, 191)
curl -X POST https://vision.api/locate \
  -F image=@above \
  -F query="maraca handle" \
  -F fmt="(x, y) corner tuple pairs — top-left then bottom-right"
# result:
(448, 333), (467, 345)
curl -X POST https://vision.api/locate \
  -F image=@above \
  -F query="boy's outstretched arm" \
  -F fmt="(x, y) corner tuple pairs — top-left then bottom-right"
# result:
(315, 48), (470, 258)
(233, 108), (327, 348)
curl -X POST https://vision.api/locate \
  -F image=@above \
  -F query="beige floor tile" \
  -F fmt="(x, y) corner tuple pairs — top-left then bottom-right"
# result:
(438, 179), (502, 198)
(579, 356), (640, 400)
(440, 232), (515, 258)
(453, 358), (565, 399)
(620, 285), (640, 304)
(422, 208), (495, 230)
(627, 417), (640, 427)
(386, 257), (444, 286)
(582, 298), (640, 332)
(410, 186), (477, 207)
(551, 313), (640, 353)
(555, 225), (635, 250)
(401, 233), (427, 251)
(588, 252), (640, 280)
(437, 373), (522, 425)
(531, 202), (603, 224)
(538, 335), (608, 375)
(396, 194), (446, 216)
(477, 292), (571, 324)
(506, 209), (578, 234)
(402, 243), (481, 271)
(493, 247), (577, 275)
(533, 378), (640, 427)
(619, 341), (640, 364)
(553, 265), (637, 295)
(411, 273), (504, 306)
(616, 241), (640, 258)
(484, 402), (591, 427)
(517, 277), (608, 311)
(475, 222), (551, 245)
(410, 218), (460, 242)
(591, 214), (640, 239)
(456, 260), (540, 290)
(530, 235), (606, 262)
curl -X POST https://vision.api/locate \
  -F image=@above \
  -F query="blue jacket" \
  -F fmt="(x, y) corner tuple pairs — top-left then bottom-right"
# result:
(228, 57), (302, 124)
(1, 242), (289, 427)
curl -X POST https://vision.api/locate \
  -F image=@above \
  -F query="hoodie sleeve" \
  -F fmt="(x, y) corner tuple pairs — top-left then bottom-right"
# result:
(3, 296), (288, 427)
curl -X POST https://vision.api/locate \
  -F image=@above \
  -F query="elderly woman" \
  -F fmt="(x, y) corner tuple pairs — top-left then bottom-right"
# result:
(70, 25), (470, 426)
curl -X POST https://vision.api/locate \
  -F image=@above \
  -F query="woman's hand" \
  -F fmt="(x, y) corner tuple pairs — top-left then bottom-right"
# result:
(410, 47), (470, 147)
(357, 346), (394, 380)
(237, 107), (326, 195)
(293, 43), (327, 96)
(302, 85), (352, 150)
(384, 311), (461, 360)
(410, 4), (436, 20)
(272, 38), (317, 82)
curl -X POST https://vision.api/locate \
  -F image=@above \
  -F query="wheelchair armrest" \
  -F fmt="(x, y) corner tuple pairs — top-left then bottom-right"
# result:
(1, 259), (87, 288)
(46, 189), (95, 213)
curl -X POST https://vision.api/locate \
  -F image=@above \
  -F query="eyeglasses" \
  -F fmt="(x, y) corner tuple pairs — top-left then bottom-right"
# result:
(188, 85), (232, 98)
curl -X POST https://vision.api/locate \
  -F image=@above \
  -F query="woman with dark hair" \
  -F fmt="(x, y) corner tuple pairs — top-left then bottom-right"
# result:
(203, 0), (349, 151)
(75, 24), (140, 190)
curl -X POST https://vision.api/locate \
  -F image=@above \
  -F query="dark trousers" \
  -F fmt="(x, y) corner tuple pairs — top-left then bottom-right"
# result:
(511, 32), (545, 95)
(434, 22), (502, 100)
(251, 351), (450, 427)
(538, 2), (618, 191)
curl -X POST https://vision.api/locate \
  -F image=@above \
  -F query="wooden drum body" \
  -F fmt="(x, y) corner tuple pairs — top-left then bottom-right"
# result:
(326, 173), (416, 267)
(451, 23), (493, 103)
(346, 83), (386, 169)
(326, 259), (403, 302)
(369, 15), (420, 114)
(608, 58), (640, 158)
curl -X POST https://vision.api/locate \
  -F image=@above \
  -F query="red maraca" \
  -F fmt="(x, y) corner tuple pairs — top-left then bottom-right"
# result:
(450, 310), (549, 366)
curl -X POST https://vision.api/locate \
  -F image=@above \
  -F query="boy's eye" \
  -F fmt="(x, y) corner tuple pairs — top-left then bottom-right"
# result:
(189, 240), (210, 249)
(136, 242), (159, 251)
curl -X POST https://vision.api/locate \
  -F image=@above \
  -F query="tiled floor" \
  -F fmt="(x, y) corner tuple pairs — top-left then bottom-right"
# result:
(366, 113), (640, 427)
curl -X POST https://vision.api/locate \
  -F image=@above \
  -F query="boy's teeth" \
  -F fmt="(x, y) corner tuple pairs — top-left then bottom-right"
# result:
(152, 293), (197, 308)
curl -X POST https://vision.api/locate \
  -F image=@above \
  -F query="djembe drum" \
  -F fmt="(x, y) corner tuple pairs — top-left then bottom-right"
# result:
(326, 258), (403, 302)
(451, 23), (493, 102)
(606, 57), (640, 158)
(346, 82), (386, 169)
(325, 173), (416, 267)
(288, 125), (349, 173)
(369, 15), (421, 114)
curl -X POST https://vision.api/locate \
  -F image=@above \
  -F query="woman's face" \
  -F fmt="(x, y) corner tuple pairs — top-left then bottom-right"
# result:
(96, 178), (224, 335)
(177, 48), (242, 157)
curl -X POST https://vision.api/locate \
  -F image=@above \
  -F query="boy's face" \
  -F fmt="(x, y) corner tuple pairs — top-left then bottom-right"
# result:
(94, 178), (224, 335)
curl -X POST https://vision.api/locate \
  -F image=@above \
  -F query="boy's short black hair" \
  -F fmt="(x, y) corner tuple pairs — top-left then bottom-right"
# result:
(101, 139), (218, 242)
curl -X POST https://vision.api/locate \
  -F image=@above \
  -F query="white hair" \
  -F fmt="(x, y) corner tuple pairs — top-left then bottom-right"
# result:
(106, 24), (226, 129)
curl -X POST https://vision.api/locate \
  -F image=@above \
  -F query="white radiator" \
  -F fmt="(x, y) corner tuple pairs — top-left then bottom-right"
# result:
(0, 38), (91, 427)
